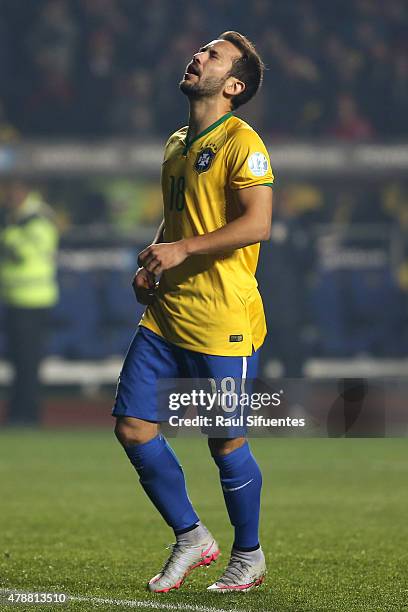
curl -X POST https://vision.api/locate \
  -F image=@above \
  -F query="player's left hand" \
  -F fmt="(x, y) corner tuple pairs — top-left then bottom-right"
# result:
(138, 241), (188, 274)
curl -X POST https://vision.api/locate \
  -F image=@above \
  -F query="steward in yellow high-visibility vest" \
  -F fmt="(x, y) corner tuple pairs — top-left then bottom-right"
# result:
(0, 182), (59, 425)
(0, 191), (59, 308)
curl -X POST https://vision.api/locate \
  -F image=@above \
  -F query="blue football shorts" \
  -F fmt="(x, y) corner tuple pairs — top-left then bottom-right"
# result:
(112, 326), (260, 435)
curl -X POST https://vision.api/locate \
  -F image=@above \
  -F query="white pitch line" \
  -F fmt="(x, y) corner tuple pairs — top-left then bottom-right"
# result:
(0, 589), (246, 612)
(70, 594), (244, 612)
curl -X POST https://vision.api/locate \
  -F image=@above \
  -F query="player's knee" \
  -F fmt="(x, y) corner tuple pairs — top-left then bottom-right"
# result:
(114, 419), (133, 446)
(208, 436), (246, 456)
(114, 417), (158, 446)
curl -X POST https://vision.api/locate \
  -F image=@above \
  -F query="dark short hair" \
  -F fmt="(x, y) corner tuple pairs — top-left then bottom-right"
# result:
(218, 31), (264, 109)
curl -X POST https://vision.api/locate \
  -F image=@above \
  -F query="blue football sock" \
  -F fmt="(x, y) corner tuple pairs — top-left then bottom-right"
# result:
(124, 434), (199, 532)
(212, 442), (262, 549)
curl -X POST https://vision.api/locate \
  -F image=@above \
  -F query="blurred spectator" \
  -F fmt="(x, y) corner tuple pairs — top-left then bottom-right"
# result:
(28, 0), (78, 79)
(77, 28), (117, 135)
(0, 0), (406, 139)
(20, 0), (77, 134)
(0, 182), (59, 426)
(263, 185), (322, 374)
(23, 64), (76, 135)
(110, 69), (154, 135)
(81, 0), (130, 36)
(328, 93), (374, 141)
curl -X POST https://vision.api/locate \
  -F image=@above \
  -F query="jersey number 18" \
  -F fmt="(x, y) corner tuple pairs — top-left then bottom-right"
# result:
(169, 175), (185, 211)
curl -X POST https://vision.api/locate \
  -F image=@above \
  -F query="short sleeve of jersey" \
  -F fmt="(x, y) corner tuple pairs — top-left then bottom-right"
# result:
(226, 128), (274, 190)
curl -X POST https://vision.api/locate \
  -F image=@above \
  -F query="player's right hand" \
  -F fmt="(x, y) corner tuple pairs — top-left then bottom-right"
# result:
(132, 267), (157, 305)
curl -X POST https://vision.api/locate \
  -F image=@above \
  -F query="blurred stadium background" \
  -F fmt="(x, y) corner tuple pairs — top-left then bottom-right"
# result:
(1, 0), (408, 424)
(1, 4), (408, 610)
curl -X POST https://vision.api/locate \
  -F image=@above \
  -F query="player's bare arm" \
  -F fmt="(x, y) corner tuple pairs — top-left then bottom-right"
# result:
(138, 185), (272, 274)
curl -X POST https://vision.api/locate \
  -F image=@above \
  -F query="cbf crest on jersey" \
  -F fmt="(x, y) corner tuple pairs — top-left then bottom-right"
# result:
(194, 147), (216, 174)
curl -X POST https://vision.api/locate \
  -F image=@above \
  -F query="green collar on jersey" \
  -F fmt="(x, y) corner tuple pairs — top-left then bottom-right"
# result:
(183, 111), (233, 155)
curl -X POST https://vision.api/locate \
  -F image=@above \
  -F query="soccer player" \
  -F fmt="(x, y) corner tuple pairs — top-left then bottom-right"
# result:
(113, 31), (274, 593)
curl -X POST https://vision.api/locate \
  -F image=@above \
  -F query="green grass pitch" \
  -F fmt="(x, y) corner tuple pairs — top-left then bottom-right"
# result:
(0, 430), (407, 612)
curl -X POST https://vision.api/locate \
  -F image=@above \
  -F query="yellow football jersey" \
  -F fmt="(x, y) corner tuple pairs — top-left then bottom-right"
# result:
(141, 112), (274, 356)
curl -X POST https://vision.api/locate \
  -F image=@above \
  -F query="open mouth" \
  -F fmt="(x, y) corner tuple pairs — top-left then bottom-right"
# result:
(186, 64), (200, 76)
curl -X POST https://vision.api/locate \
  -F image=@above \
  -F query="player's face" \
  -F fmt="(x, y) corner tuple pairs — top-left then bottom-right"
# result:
(180, 39), (241, 99)
(3, 181), (29, 209)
